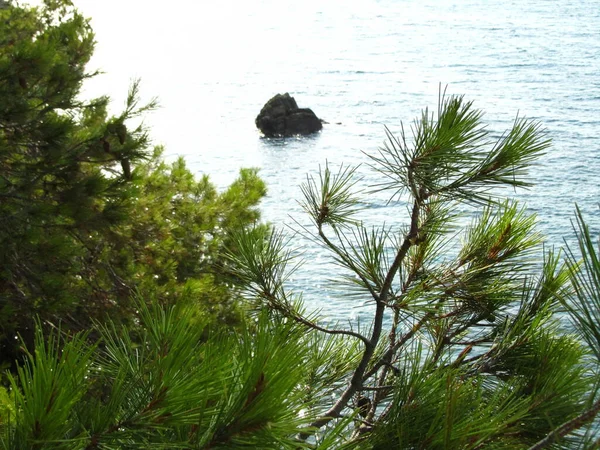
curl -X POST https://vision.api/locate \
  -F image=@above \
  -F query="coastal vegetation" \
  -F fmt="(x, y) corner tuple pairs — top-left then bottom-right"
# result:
(0, 0), (266, 370)
(1, 1), (600, 448)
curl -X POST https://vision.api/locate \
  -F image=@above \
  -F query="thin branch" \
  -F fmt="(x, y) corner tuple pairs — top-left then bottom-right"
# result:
(527, 398), (600, 450)
(318, 227), (380, 303)
(301, 304), (382, 437)
(301, 200), (421, 439)
(380, 201), (420, 301)
(363, 313), (430, 381)
(361, 385), (395, 391)
(284, 309), (371, 347)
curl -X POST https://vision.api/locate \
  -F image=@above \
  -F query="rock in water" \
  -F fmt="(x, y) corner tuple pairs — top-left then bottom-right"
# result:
(255, 93), (322, 137)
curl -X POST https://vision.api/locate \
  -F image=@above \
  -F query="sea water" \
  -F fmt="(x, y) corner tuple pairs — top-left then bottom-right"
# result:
(79, 0), (600, 321)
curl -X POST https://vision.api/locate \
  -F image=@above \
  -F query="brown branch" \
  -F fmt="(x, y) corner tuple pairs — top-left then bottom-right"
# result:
(362, 313), (430, 382)
(285, 307), (371, 347)
(260, 287), (371, 346)
(380, 201), (420, 300)
(301, 200), (421, 439)
(369, 307), (402, 418)
(300, 301), (385, 437)
(528, 397), (600, 450)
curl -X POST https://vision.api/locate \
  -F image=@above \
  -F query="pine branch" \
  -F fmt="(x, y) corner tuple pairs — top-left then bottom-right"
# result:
(527, 397), (600, 450)
(302, 198), (421, 437)
(317, 227), (381, 303)
(266, 292), (371, 346)
(362, 313), (430, 381)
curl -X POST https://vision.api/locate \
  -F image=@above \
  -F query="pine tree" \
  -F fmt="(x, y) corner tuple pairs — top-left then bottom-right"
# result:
(0, 301), (319, 448)
(0, 0), (266, 368)
(227, 91), (600, 448)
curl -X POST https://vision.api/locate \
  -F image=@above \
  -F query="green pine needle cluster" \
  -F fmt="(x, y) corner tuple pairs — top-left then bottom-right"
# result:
(2, 303), (320, 449)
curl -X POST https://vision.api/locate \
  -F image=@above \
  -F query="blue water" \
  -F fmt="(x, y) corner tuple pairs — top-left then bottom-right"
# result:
(80, 0), (600, 321)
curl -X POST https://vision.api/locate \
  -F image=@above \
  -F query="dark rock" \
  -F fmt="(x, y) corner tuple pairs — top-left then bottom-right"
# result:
(255, 93), (322, 137)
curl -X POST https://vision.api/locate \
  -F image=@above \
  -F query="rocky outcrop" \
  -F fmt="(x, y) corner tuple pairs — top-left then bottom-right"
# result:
(255, 93), (322, 137)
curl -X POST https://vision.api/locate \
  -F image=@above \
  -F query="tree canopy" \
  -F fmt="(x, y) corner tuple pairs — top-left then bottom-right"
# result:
(0, 0), (266, 368)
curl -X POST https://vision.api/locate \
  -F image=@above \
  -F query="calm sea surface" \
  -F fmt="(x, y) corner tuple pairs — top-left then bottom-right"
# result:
(78, 0), (600, 321)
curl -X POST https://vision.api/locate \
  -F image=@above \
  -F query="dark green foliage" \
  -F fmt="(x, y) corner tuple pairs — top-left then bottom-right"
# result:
(0, 0), (266, 367)
(371, 364), (531, 449)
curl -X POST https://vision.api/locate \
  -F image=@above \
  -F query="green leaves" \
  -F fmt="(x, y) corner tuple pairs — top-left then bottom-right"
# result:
(458, 201), (542, 274)
(0, 0), (267, 368)
(6, 326), (95, 448)
(226, 226), (299, 305)
(372, 366), (531, 449)
(476, 117), (550, 188)
(3, 7), (598, 443)
(226, 89), (598, 448)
